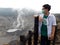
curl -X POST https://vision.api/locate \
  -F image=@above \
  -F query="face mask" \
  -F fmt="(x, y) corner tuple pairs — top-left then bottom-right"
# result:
(42, 10), (45, 14)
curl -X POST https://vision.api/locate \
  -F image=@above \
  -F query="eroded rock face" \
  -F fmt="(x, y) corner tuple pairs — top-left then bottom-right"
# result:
(0, 31), (6, 36)
(54, 14), (60, 29)
(0, 8), (60, 45)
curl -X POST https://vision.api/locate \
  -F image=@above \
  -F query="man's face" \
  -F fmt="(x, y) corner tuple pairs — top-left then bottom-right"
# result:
(42, 7), (48, 14)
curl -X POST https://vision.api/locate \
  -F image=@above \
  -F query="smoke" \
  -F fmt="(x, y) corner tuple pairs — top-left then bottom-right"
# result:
(7, 8), (37, 33)
(15, 11), (25, 30)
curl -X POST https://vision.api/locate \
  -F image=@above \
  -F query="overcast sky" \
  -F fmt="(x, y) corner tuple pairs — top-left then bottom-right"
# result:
(0, 0), (60, 13)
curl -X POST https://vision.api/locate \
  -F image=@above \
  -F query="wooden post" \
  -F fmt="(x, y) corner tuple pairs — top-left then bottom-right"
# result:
(52, 26), (57, 45)
(28, 31), (32, 45)
(20, 35), (26, 45)
(34, 15), (39, 45)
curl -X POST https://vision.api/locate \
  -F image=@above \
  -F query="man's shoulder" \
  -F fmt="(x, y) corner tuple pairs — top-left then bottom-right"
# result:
(49, 13), (56, 18)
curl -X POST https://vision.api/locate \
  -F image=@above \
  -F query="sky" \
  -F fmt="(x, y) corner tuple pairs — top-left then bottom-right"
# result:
(0, 0), (60, 13)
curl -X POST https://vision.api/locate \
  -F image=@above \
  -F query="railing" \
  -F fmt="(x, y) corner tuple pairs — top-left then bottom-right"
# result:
(20, 16), (60, 45)
(20, 16), (39, 45)
(20, 31), (33, 45)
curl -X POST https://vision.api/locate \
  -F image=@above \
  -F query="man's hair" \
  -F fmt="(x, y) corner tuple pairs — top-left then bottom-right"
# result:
(43, 4), (51, 11)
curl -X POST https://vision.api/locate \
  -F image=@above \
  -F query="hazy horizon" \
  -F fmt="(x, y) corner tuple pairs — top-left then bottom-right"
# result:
(0, 0), (60, 13)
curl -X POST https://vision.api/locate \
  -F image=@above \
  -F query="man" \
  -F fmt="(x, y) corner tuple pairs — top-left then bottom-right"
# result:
(39, 4), (56, 45)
